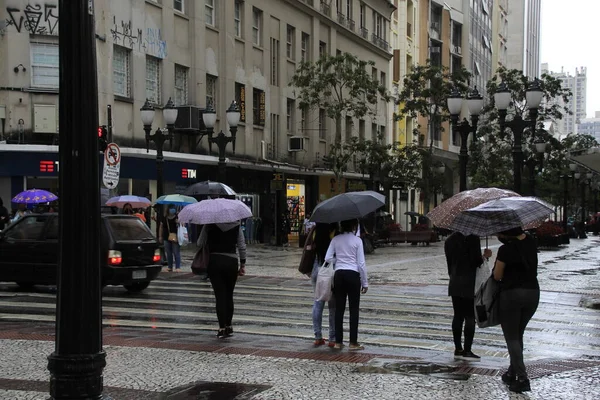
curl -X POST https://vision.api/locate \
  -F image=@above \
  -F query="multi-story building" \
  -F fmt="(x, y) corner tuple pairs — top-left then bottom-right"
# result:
(468, 0), (494, 98)
(0, 0), (395, 244)
(491, 0), (509, 71)
(504, 0), (541, 78)
(542, 63), (587, 136)
(577, 112), (600, 142)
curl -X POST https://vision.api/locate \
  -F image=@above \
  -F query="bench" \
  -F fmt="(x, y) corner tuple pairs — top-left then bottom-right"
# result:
(388, 229), (437, 246)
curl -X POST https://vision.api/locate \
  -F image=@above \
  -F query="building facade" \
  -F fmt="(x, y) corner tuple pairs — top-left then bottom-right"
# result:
(0, 0), (395, 243)
(504, 0), (541, 78)
(578, 112), (600, 142)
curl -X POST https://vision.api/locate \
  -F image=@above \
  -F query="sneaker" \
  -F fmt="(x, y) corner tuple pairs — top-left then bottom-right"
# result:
(216, 329), (226, 339)
(509, 378), (531, 393)
(313, 338), (326, 346)
(327, 341), (335, 348)
(333, 343), (344, 350)
(501, 371), (516, 384)
(454, 349), (464, 360)
(459, 350), (481, 361)
(225, 326), (234, 337)
(349, 343), (365, 351)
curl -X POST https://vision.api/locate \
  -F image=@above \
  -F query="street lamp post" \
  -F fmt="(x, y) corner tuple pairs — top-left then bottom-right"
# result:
(494, 80), (544, 194)
(447, 87), (484, 192)
(206, 101), (241, 183)
(527, 140), (548, 196)
(561, 174), (571, 231)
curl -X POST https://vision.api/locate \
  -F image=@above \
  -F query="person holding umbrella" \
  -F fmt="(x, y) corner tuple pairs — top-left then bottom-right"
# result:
(158, 204), (181, 272)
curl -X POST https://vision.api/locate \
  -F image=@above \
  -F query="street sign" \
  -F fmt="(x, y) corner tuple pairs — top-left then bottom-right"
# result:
(102, 142), (121, 189)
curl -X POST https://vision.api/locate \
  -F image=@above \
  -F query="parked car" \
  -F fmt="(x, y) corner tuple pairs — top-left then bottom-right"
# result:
(0, 213), (162, 292)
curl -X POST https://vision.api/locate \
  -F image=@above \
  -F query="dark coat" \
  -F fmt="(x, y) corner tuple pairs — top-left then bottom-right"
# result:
(445, 232), (483, 298)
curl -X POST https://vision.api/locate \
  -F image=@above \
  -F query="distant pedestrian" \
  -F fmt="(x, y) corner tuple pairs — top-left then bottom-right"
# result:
(159, 204), (181, 272)
(11, 204), (30, 223)
(493, 227), (539, 393)
(133, 208), (147, 222)
(197, 221), (247, 339)
(445, 232), (492, 361)
(325, 219), (368, 350)
(0, 197), (9, 231)
(122, 202), (134, 215)
(310, 222), (337, 347)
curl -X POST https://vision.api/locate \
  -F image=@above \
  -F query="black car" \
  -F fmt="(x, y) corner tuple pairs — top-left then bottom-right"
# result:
(0, 213), (162, 292)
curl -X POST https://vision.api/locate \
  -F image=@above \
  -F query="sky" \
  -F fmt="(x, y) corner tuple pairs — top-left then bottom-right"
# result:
(540, 0), (600, 118)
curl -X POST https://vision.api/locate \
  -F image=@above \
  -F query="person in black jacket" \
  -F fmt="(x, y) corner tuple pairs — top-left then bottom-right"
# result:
(445, 232), (492, 361)
(197, 221), (247, 339)
(0, 197), (9, 231)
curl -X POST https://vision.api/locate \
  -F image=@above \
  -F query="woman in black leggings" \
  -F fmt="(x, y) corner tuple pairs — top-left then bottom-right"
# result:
(325, 219), (368, 350)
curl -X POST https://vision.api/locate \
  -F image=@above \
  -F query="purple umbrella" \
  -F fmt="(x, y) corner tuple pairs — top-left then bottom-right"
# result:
(106, 195), (151, 208)
(12, 189), (58, 204)
(179, 198), (252, 224)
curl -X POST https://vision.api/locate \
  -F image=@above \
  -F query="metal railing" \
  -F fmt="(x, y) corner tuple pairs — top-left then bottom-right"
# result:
(360, 27), (368, 39)
(371, 33), (390, 52)
(337, 12), (346, 26)
(347, 18), (355, 32)
(320, 1), (331, 17)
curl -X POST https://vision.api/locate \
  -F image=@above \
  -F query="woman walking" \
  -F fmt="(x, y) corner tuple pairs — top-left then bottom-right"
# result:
(493, 227), (539, 393)
(158, 204), (181, 272)
(325, 219), (368, 350)
(197, 221), (247, 339)
(311, 223), (337, 347)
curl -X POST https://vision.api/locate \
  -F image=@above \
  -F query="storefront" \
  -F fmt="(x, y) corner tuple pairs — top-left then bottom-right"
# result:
(286, 180), (306, 243)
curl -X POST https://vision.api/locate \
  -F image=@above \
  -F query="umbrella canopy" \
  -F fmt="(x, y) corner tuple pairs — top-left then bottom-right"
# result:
(12, 189), (58, 204)
(178, 198), (252, 225)
(184, 180), (236, 196)
(427, 188), (520, 229)
(106, 195), (151, 208)
(310, 191), (386, 223)
(155, 194), (198, 206)
(448, 197), (555, 237)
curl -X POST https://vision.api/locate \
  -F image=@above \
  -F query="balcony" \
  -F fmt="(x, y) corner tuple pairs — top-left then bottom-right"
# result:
(347, 18), (355, 32)
(320, 1), (331, 17)
(337, 12), (346, 26)
(299, 0), (315, 6)
(371, 33), (391, 52)
(360, 27), (368, 39)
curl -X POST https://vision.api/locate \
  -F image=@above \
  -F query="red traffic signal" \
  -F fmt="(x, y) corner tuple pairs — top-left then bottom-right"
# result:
(98, 125), (108, 151)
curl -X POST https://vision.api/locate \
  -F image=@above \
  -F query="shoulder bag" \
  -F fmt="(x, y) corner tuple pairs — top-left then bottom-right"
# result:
(298, 225), (317, 276)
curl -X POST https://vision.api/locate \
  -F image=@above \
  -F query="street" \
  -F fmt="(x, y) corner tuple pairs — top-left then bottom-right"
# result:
(0, 237), (599, 399)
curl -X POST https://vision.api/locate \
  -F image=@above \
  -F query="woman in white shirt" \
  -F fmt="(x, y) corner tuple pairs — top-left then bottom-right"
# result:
(325, 219), (368, 350)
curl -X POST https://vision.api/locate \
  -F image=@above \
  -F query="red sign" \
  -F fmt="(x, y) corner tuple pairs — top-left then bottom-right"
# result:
(39, 161), (55, 172)
(181, 168), (197, 179)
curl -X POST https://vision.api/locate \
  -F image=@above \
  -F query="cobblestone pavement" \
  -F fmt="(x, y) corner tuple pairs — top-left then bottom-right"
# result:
(0, 236), (599, 399)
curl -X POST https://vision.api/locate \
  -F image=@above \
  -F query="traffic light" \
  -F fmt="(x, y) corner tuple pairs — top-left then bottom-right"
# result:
(98, 125), (108, 152)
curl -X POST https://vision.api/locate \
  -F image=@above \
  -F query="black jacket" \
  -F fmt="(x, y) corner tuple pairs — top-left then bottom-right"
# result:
(445, 232), (483, 298)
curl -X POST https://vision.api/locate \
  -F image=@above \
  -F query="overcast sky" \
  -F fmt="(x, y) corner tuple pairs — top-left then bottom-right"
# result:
(540, 0), (600, 118)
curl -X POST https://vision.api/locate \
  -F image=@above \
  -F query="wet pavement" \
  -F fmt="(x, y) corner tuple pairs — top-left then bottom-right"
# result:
(0, 236), (599, 399)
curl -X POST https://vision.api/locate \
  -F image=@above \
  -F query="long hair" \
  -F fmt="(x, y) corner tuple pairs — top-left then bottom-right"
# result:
(314, 223), (335, 262)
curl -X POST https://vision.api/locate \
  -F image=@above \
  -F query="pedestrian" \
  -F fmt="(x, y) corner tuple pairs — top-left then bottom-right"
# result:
(311, 222), (337, 347)
(493, 227), (539, 393)
(122, 202), (134, 215)
(11, 204), (30, 223)
(0, 197), (9, 231)
(281, 212), (291, 247)
(133, 208), (147, 222)
(158, 204), (181, 272)
(197, 221), (247, 339)
(445, 232), (492, 361)
(325, 218), (368, 350)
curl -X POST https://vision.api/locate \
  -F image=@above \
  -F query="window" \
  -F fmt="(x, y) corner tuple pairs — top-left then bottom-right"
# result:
(359, 119), (365, 142)
(205, 0), (215, 26)
(372, 123), (378, 139)
(235, 82), (246, 123)
(174, 65), (188, 106)
(271, 114), (280, 158)
(319, 41), (327, 57)
(360, 4), (366, 28)
(252, 7), (262, 46)
(145, 56), (161, 104)
(4, 215), (49, 240)
(31, 43), (59, 88)
(253, 88), (265, 126)
(345, 116), (353, 142)
(301, 108), (307, 133)
(371, 67), (377, 82)
(113, 45), (131, 97)
(319, 109), (326, 139)
(234, 1), (242, 37)
(301, 32), (309, 62)
(270, 38), (279, 86)
(347, 0), (353, 20)
(380, 71), (386, 88)
(206, 74), (217, 109)
(287, 99), (295, 132)
(286, 25), (295, 59)
(174, 0), (184, 13)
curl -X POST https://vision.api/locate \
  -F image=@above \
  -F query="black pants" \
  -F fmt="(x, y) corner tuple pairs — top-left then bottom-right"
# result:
(334, 269), (361, 344)
(451, 296), (476, 352)
(208, 254), (239, 329)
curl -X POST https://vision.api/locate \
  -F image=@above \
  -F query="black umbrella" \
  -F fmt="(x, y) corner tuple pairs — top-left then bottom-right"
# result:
(184, 181), (237, 197)
(310, 191), (386, 223)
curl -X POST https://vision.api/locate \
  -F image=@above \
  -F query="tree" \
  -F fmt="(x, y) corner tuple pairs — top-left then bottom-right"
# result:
(290, 53), (389, 143)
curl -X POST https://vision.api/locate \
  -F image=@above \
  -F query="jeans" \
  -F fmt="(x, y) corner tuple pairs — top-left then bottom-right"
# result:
(163, 240), (181, 270)
(208, 255), (239, 329)
(311, 260), (335, 340)
(451, 296), (476, 352)
(499, 288), (540, 379)
(333, 269), (361, 344)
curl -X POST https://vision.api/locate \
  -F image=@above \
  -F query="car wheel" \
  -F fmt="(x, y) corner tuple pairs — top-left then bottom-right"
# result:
(123, 282), (150, 293)
(16, 282), (35, 289)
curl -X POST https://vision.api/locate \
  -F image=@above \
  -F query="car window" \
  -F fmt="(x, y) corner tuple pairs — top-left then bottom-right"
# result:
(107, 217), (154, 241)
(4, 215), (49, 240)
(46, 217), (58, 240)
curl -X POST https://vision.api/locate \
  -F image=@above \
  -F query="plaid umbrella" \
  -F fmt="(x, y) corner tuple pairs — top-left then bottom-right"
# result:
(427, 188), (520, 229)
(178, 198), (252, 224)
(448, 197), (555, 237)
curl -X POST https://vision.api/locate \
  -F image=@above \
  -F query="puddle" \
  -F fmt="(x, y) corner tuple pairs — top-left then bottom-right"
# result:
(161, 382), (271, 399)
(355, 360), (468, 380)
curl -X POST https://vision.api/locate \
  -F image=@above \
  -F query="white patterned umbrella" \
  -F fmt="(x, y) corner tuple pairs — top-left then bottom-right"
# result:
(106, 195), (151, 208)
(448, 197), (555, 237)
(178, 198), (252, 224)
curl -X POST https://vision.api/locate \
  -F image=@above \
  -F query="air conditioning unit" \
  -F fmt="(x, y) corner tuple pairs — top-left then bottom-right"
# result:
(174, 106), (200, 131)
(457, 46), (462, 55)
(288, 136), (305, 151)
(430, 47), (441, 53)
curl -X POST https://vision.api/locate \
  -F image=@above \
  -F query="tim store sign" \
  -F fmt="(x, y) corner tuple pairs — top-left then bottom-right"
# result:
(37, 162), (198, 180)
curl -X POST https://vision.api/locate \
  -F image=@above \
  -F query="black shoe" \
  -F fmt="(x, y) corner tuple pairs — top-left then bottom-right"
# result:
(459, 350), (481, 361)
(454, 349), (463, 360)
(501, 371), (516, 384)
(216, 329), (226, 339)
(225, 326), (233, 337)
(509, 378), (531, 393)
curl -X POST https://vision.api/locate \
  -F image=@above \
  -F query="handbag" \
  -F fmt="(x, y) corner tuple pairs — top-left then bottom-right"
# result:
(166, 219), (178, 242)
(298, 226), (317, 275)
(314, 260), (335, 302)
(191, 245), (210, 275)
(474, 274), (502, 328)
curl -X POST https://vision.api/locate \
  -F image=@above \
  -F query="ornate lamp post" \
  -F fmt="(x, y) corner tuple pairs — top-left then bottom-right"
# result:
(201, 102), (217, 154)
(561, 173), (571, 231)
(494, 79), (543, 194)
(526, 140), (549, 196)
(447, 86), (484, 192)
(208, 101), (241, 183)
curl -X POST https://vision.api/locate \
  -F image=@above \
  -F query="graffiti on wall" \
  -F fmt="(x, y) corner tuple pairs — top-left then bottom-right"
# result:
(110, 16), (167, 59)
(5, 3), (59, 35)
